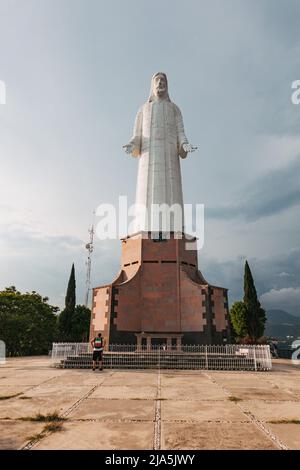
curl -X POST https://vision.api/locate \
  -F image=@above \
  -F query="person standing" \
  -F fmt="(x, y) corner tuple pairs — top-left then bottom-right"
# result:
(91, 333), (105, 371)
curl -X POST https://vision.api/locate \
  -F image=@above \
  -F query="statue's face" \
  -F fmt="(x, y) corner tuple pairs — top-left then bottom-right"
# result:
(153, 74), (167, 98)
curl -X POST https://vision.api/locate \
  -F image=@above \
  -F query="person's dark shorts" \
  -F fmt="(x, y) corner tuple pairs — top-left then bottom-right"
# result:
(92, 350), (103, 361)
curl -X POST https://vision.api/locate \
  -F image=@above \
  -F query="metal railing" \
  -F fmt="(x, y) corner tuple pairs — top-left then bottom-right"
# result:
(52, 343), (272, 371)
(52, 342), (92, 359)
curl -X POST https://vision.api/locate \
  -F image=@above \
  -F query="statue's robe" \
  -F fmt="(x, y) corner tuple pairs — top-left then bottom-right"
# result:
(129, 99), (188, 233)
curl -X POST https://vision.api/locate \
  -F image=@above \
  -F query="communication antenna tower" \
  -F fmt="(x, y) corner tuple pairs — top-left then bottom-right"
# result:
(84, 215), (95, 307)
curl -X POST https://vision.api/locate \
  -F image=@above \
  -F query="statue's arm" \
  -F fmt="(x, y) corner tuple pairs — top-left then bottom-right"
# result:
(175, 106), (197, 158)
(123, 107), (143, 157)
(175, 106), (188, 158)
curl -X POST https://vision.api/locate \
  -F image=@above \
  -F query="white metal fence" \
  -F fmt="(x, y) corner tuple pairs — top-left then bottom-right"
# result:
(52, 342), (91, 359)
(52, 343), (272, 371)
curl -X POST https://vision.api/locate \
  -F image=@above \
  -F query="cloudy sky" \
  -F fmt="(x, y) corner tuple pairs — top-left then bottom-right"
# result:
(0, 0), (300, 314)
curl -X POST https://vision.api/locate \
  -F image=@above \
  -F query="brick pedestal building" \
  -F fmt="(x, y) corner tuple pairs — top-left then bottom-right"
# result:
(90, 232), (231, 346)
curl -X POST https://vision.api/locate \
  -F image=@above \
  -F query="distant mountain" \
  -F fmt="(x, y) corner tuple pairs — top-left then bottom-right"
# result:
(266, 309), (300, 325)
(265, 309), (300, 339)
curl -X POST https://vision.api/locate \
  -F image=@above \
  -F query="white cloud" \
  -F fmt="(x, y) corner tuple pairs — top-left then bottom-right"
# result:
(254, 135), (300, 172)
(260, 287), (300, 316)
(0, 217), (120, 309)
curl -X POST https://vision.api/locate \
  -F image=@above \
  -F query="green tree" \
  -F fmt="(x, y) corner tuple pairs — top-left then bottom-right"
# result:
(70, 305), (91, 342)
(57, 264), (76, 341)
(229, 301), (249, 341)
(243, 260), (266, 340)
(0, 286), (58, 356)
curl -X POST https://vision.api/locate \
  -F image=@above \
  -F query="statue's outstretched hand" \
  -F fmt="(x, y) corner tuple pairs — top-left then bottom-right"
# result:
(183, 143), (198, 153)
(123, 143), (134, 154)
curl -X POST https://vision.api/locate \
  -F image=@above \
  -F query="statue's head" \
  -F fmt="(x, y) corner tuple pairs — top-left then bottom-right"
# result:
(148, 72), (170, 102)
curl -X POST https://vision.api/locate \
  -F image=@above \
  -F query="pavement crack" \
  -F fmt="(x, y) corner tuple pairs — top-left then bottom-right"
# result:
(153, 369), (161, 450)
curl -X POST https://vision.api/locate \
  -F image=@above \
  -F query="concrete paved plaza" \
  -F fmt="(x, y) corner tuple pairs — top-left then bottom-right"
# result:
(0, 357), (300, 450)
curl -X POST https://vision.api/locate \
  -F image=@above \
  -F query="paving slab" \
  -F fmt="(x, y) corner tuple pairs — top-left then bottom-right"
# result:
(221, 386), (296, 401)
(42, 372), (107, 387)
(0, 394), (78, 419)
(102, 372), (157, 386)
(0, 372), (61, 387)
(35, 421), (154, 450)
(161, 422), (278, 450)
(161, 372), (211, 383)
(91, 385), (157, 400)
(0, 385), (33, 397)
(207, 371), (269, 380)
(211, 376), (273, 387)
(268, 424), (300, 450)
(262, 377), (300, 399)
(161, 400), (249, 422)
(160, 383), (226, 400)
(0, 419), (44, 450)
(21, 384), (93, 397)
(161, 376), (214, 388)
(241, 400), (300, 422)
(70, 398), (155, 421)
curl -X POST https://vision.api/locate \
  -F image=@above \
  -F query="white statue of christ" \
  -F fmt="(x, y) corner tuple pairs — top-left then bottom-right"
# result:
(123, 73), (197, 233)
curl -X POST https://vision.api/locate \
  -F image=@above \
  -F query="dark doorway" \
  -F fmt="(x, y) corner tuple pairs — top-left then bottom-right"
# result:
(151, 337), (166, 347)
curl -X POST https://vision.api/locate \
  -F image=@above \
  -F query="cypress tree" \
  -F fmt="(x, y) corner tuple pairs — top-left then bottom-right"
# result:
(65, 263), (76, 311)
(57, 263), (76, 341)
(243, 260), (266, 340)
